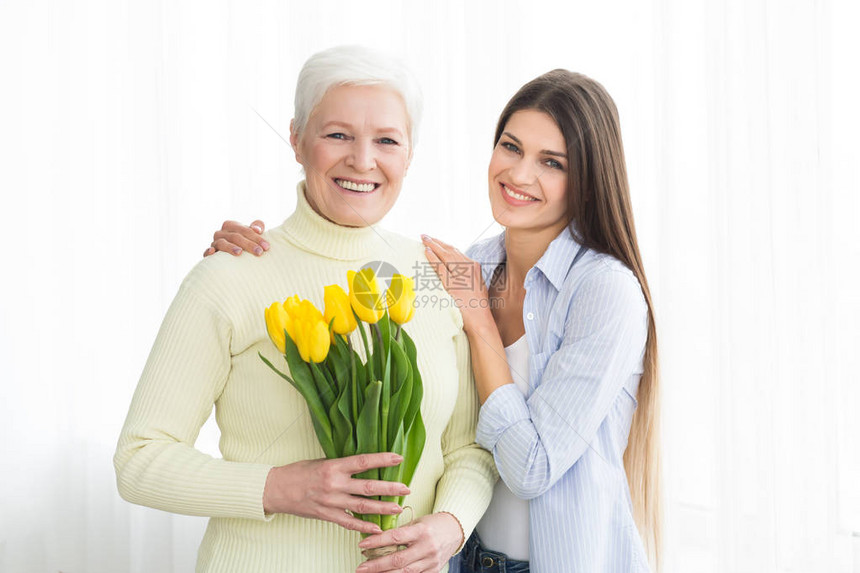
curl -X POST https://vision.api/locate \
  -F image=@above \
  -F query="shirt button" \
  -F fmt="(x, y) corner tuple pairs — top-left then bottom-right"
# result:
(527, 312), (535, 320)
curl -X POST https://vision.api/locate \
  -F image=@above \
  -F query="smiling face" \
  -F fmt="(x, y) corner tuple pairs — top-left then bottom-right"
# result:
(487, 109), (571, 235)
(290, 84), (412, 227)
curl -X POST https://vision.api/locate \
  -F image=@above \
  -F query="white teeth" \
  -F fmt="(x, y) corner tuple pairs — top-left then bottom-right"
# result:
(336, 179), (376, 193)
(503, 184), (536, 202)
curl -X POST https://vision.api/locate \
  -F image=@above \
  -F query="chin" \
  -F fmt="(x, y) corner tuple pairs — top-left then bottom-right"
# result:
(490, 205), (515, 227)
(332, 209), (383, 228)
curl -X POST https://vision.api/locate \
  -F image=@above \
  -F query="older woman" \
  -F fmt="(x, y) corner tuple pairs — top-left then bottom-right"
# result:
(114, 46), (496, 573)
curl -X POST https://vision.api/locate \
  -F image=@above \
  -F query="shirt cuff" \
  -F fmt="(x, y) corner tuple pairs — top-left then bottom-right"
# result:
(476, 384), (531, 451)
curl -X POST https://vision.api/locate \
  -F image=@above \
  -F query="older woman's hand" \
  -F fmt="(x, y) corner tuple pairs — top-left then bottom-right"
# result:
(203, 219), (270, 257)
(263, 453), (411, 535)
(355, 512), (464, 573)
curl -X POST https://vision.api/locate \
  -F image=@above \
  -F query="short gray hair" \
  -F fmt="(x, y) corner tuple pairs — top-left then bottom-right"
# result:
(293, 45), (423, 146)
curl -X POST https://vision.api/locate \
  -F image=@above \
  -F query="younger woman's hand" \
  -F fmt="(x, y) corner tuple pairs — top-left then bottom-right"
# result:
(203, 219), (270, 257)
(421, 235), (494, 334)
(356, 512), (464, 573)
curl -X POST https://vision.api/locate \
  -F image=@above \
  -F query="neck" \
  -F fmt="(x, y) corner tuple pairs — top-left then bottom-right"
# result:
(278, 181), (391, 261)
(503, 221), (570, 287)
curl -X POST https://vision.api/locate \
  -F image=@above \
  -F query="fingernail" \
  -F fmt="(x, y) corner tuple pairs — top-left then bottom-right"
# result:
(232, 247), (241, 255)
(356, 566), (368, 572)
(393, 454), (403, 462)
(251, 225), (262, 233)
(421, 234), (430, 241)
(261, 240), (270, 250)
(402, 487), (411, 495)
(394, 506), (403, 513)
(254, 247), (263, 256)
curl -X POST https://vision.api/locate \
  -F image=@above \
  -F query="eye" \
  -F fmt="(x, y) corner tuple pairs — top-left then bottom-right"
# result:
(501, 141), (520, 154)
(377, 137), (399, 145)
(544, 158), (565, 170)
(326, 132), (349, 140)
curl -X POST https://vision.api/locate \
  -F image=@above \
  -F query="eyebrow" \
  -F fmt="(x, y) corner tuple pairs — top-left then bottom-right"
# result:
(322, 121), (406, 138)
(321, 121), (353, 130)
(502, 131), (568, 159)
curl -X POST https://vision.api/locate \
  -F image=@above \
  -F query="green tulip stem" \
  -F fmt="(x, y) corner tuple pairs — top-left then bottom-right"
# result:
(372, 323), (383, 351)
(374, 321), (391, 455)
(348, 337), (358, 423)
(353, 309), (374, 383)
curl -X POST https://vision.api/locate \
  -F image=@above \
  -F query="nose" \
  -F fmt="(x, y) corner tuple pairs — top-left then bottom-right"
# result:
(346, 139), (376, 172)
(508, 156), (539, 190)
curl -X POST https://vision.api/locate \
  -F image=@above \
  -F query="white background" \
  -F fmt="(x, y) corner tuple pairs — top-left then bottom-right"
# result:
(1, 1), (858, 572)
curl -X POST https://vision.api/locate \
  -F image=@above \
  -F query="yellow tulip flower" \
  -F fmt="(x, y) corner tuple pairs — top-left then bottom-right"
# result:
(307, 320), (331, 363)
(284, 294), (300, 314)
(348, 268), (385, 324)
(265, 296), (331, 363)
(288, 299), (329, 363)
(387, 274), (416, 325)
(296, 298), (325, 323)
(264, 301), (290, 354)
(324, 284), (357, 335)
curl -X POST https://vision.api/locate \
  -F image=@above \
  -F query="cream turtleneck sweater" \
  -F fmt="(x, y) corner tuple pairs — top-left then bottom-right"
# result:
(114, 183), (496, 572)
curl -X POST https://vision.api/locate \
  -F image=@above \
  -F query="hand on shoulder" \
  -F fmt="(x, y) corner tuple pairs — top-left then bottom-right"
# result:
(203, 219), (270, 258)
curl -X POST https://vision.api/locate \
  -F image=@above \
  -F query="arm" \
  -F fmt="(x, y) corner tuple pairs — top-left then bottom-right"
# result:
(421, 236), (648, 498)
(114, 280), (274, 519)
(114, 275), (408, 532)
(476, 269), (648, 499)
(431, 325), (497, 533)
(422, 235), (513, 403)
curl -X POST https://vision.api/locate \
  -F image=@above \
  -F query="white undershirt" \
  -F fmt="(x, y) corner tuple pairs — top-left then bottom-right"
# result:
(474, 335), (530, 561)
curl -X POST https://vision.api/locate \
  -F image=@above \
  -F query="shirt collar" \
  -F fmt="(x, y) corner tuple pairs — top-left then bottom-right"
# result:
(532, 227), (585, 291)
(470, 232), (507, 289)
(470, 226), (584, 292)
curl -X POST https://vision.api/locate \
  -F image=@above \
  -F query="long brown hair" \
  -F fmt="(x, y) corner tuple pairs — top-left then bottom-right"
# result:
(495, 70), (662, 569)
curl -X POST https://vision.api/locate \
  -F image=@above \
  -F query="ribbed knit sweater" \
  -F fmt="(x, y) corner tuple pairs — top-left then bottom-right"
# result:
(114, 183), (497, 572)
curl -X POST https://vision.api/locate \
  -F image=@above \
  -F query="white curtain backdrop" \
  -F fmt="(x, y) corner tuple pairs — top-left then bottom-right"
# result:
(1, 1), (858, 572)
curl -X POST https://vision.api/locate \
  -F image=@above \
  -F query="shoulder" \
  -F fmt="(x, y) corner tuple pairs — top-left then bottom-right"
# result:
(377, 231), (467, 333)
(182, 233), (270, 284)
(564, 251), (648, 322)
(383, 230), (426, 263)
(465, 233), (503, 261)
(177, 230), (297, 308)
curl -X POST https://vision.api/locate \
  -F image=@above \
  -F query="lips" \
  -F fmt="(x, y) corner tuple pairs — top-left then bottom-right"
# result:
(334, 178), (380, 193)
(500, 183), (539, 204)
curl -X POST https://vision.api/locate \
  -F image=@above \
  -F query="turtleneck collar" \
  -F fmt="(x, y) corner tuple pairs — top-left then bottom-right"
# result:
(275, 181), (393, 261)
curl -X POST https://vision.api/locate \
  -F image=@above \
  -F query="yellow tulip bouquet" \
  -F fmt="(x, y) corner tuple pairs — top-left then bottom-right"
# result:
(259, 268), (424, 535)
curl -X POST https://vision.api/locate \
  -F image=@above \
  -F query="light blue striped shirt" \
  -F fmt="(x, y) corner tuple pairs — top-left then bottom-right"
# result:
(466, 228), (650, 573)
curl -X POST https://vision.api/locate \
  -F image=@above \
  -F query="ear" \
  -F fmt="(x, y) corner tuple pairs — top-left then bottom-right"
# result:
(290, 119), (301, 162)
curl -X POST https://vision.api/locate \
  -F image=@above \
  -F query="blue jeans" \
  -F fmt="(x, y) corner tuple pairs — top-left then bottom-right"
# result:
(452, 531), (530, 573)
